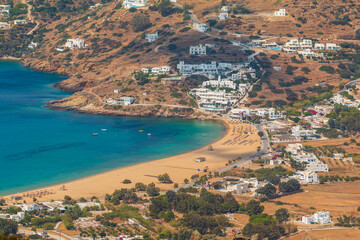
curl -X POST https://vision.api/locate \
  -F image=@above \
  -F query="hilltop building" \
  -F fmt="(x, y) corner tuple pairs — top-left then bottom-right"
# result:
(189, 44), (207, 55)
(193, 23), (209, 32)
(145, 31), (158, 42)
(65, 38), (86, 49)
(274, 9), (286, 16)
(302, 211), (331, 224)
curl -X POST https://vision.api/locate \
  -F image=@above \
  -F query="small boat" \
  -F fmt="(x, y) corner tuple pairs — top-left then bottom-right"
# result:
(139, 130), (144, 132)
(92, 133), (99, 136)
(101, 129), (108, 132)
(147, 133), (151, 136)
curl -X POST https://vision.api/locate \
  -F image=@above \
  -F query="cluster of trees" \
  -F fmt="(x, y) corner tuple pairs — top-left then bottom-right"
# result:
(279, 179), (301, 193)
(327, 104), (360, 132)
(336, 215), (360, 227)
(158, 173), (173, 183)
(149, 189), (240, 218)
(0, 219), (18, 236)
(133, 71), (150, 85)
(130, 13), (151, 32)
(319, 175), (360, 183)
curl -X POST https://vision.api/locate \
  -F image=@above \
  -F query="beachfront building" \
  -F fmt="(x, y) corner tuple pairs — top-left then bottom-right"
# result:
(42, 201), (66, 212)
(189, 44), (207, 55)
(230, 107), (285, 120)
(190, 88), (233, 112)
(14, 19), (27, 25)
(0, 22), (9, 28)
(65, 38), (86, 49)
(218, 12), (229, 20)
(292, 171), (319, 184)
(76, 202), (101, 210)
(271, 134), (300, 143)
(193, 23), (209, 33)
(302, 211), (331, 224)
(123, 0), (148, 9)
(106, 97), (134, 105)
(306, 162), (329, 172)
(22, 203), (41, 212)
(145, 31), (158, 42)
(274, 9), (286, 16)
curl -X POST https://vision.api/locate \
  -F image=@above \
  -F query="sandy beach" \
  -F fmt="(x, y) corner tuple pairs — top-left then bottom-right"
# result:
(3, 120), (260, 202)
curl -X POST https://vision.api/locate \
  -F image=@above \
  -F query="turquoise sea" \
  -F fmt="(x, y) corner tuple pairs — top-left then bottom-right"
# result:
(0, 61), (225, 196)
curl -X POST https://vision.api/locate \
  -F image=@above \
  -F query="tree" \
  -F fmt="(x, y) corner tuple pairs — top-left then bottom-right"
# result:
(279, 179), (301, 193)
(184, 178), (189, 184)
(135, 182), (147, 191)
(257, 183), (277, 198)
(108, 189), (138, 204)
(130, 13), (151, 32)
(164, 211), (175, 222)
(246, 200), (264, 215)
(158, 173), (173, 183)
(0, 219), (18, 236)
(275, 208), (289, 223)
(158, 0), (173, 16)
(222, 192), (239, 213)
(147, 183), (160, 196)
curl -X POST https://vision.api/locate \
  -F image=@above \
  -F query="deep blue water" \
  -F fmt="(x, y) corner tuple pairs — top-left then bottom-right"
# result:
(0, 61), (225, 195)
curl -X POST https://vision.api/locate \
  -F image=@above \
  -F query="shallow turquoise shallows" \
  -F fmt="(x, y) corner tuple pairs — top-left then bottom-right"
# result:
(0, 61), (225, 196)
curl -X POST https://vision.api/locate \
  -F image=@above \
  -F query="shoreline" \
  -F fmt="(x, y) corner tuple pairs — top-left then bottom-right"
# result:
(2, 119), (260, 202)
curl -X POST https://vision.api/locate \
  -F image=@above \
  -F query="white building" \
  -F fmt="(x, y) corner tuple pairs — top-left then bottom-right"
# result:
(189, 44), (207, 55)
(285, 39), (300, 49)
(326, 43), (341, 50)
(14, 19), (27, 25)
(177, 61), (233, 76)
(145, 31), (158, 42)
(193, 23), (209, 33)
(191, 88), (233, 111)
(292, 125), (316, 138)
(106, 97), (134, 105)
(238, 83), (250, 95)
(202, 76), (236, 89)
(22, 203), (41, 212)
(298, 49), (324, 58)
(28, 42), (38, 49)
(300, 39), (313, 49)
(226, 183), (249, 194)
(314, 43), (325, 50)
(286, 143), (303, 155)
(292, 171), (319, 184)
(221, 6), (230, 12)
(76, 202), (101, 210)
(0, 5), (10, 17)
(218, 12), (229, 20)
(42, 201), (66, 212)
(274, 9), (286, 16)
(0, 22), (9, 28)
(123, 0), (148, 9)
(56, 46), (65, 52)
(302, 211), (331, 224)
(230, 107), (284, 120)
(65, 38), (86, 49)
(0, 212), (25, 222)
(306, 162), (329, 172)
(292, 152), (319, 164)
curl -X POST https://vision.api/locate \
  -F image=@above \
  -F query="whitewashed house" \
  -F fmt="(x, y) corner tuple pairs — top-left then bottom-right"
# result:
(292, 171), (319, 184)
(0, 5), (10, 17)
(194, 23), (209, 32)
(106, 97), (134, 105)
(300, 39), (313, 49)
(218, 12), (229, 20)
(141, 68), (150, 74)
(0, 22), (10, 28)
(302, 211), (331, 224)
(292, 125), (316, 138)
(226, 183), (249, 194)
(306, 162), (329, 172)
(274, 9), (286, 16)
(286, 143), (303, 155)
(65, 38), (86, 49)
(189, 44), (207, 55)
(285, 39), (300, 49)
(14, 19), (27, 25)
(298, 49), (324, 58)
(28, 42), (38, 49)
(145, 31), (158, 42)
(221, 6), (230, 12)
(123, 0), (148, 9)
